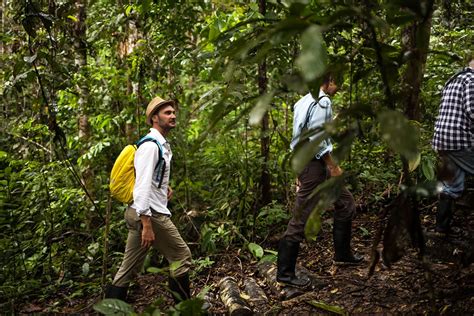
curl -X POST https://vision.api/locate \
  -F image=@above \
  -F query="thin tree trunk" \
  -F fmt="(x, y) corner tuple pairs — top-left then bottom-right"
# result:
(1, 0), (4, 56)
(74, 0), (95, 202)
(400, 0), (433, 186)
(258, 0), (271, 206)
(402, 1), (434, 122)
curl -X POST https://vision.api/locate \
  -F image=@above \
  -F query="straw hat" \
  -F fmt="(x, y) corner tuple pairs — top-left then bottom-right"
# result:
(145, 96), (175, 126)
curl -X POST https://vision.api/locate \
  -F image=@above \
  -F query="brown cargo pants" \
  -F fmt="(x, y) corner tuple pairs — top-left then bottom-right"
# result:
(284, 159), (356, 243)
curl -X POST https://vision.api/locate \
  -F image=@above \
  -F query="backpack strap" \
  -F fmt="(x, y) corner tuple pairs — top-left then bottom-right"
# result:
(302, 95), (326, 130)
(136, 136), (166, 188)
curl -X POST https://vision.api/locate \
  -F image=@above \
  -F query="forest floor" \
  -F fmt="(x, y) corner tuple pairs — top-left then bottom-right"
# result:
(20, 194), (473, 315)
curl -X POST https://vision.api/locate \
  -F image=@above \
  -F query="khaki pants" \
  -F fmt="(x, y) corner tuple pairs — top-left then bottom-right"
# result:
(112, 207), (192, 288)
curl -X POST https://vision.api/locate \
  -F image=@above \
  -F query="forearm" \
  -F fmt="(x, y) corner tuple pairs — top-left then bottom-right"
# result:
(140, 215), (154, 248)
(140, 215), (152, 228)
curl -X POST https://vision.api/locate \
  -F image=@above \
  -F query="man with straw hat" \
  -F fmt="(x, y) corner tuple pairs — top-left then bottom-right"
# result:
(105, 96), (192, 303)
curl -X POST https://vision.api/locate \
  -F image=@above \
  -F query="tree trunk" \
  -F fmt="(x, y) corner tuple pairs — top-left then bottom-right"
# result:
(1, 0), (4, 56)
(258, 0), (271, 206)
(73, 0), (95, 201)
(401, 1), (434, 122)
(400, 0), (434, 186)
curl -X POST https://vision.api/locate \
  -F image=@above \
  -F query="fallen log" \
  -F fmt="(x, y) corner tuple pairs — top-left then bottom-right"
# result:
(243, 277), (268, 309)
(257, 261), (305, 300)
(219, 276), (253, 316)
(257, 261), (329, 300)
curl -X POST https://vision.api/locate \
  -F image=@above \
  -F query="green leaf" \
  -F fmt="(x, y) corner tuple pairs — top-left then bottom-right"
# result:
(332, 127), (357, 163)
(304, 176), (345, 240)
(248, 242), (264, 259)
(291, 128), (328, 174)
(304, 208), (322, 241)
(249, 92), (274, 127)
(377, 110), (419, 161)
(280, 0), (310, 8)
(260, 254), (277, 263)
(82, 263), (89, 275)
(421, 158), (435, 180)
(308, 300), (347, 315)
(296, 25), (328, 82)
(408, 152), (421, 172)
(147, 267), (166, 274)
(170, 260), (184, 273)
(23, 54), (37, 63)
(125, 5), (134, 16)
(359, 226), (370, 237)
(67, 15), (78, 22)
(93, 298), (134, 315)
(173, 297), (206, 315)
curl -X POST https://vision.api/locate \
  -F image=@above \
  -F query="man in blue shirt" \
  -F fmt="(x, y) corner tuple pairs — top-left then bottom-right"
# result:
(277, 74), (363, 288)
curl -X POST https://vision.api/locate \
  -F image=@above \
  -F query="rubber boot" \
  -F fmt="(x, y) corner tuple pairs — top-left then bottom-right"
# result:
(435, 194), (454, 234)
(104, 284), (128, 301)
(169, 273), (191, 303)
(276, 238), (310, 288)
(333, 220), (363, 265)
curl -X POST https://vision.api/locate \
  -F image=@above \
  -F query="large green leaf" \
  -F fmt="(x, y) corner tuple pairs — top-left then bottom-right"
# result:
(93, 298), (134, 315)
(296, 25), (328, 82)
(291, 128), (328, 174)
(249, 92), (274, 126)
(421, 157), (435, 181)
(308, 300), (347, 315)
(248, 242), (264, 259)
(305, 207), (322, 240)
(377, 110), (419, 161)
(331, 126), (357, 163)
(304, 176), (345, 240)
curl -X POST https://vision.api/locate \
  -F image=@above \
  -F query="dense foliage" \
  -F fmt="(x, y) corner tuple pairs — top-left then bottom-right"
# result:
(0, 0), (472, 312)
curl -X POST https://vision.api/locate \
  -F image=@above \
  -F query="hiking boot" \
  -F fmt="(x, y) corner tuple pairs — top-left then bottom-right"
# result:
(277, 239), (310, 288)
(104, 284), (128, 301)
(169, 273), (191, 303)
(435, 194), (454, 234)
(333, 220), (364, 266)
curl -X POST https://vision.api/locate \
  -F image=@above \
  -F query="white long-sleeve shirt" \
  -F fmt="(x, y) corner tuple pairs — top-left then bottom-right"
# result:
(131, 128), (172, 217)
(290, 90), (333, 159)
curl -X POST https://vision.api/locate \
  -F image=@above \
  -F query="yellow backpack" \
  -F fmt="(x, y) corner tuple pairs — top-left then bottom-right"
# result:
(109, 136), (163, 203)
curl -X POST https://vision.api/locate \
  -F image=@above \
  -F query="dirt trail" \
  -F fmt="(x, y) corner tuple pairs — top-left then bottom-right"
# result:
(20, 200), (473, 315)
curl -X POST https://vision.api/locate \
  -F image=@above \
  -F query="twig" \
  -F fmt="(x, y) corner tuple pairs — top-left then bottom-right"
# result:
(8, 132), (52, 154)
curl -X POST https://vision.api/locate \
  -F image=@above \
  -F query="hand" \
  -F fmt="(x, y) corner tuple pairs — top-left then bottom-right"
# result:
(322, 153), (343, 177)
(140, 216), (155, 248)
(167, 187), (173, 200)
(328, 165), (343, 177)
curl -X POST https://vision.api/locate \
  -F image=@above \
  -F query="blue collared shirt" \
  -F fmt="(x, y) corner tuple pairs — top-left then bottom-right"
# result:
(290, 90), (333, 159)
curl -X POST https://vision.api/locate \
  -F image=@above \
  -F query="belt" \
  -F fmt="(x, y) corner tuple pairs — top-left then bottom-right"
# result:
(150, 207), (171, 217)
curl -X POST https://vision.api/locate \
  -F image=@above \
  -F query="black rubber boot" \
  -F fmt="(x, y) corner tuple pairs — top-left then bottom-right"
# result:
(104, 284), (128, 301)
(333, 220), (364, 265)
(435, 194), (454, 234)
(169, 273), (191, 303)
(277, 238), (310, 288)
